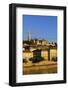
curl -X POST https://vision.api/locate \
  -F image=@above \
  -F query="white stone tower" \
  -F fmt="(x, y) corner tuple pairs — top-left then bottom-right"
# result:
(28, 32), (31, 41)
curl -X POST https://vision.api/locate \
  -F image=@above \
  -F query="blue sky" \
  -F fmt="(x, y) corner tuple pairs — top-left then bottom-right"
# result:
(23, 15), (57, 42)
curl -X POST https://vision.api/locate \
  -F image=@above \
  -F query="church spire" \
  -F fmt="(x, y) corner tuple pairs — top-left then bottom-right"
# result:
(28, 32), (31, 41)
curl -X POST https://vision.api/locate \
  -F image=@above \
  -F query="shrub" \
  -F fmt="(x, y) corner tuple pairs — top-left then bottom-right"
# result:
(52, 57), (57, 61)
(29, 58), (33, 61)
(23, 59), (27, 63)
(32, 56), (44, 63)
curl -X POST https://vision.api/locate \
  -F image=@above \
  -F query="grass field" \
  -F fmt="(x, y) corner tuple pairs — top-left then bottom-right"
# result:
(23, 61), (57, 75)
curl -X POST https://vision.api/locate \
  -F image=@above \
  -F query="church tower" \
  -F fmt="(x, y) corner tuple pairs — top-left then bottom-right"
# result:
(28, 32), (31, 41)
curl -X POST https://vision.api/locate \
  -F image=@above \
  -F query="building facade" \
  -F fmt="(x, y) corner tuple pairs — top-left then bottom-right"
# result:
(23, 47), (57, 63)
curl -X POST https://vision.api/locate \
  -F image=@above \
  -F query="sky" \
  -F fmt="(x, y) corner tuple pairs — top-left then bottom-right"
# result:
(23, 15), (57, 42)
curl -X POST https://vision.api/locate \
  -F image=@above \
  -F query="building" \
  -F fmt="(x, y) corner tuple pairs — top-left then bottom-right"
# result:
(32, 39), (49, 45)
(50, 47), (57, 60)
(41, 49), (48, 60)
(23, 46), (57, 63)
(41, 40), (49, 45)
(33, 49), (41, 57)
(23, 50), (33, 63)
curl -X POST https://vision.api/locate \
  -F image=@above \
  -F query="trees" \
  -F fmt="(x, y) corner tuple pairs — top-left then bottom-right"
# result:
(51, 57), (57, 61)
(23, 59), (27, 63)
(55, 42), (57, 47)
(29, 56), (44, 63)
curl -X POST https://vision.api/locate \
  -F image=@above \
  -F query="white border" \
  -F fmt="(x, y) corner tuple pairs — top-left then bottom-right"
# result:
(16, 7), (64, 83)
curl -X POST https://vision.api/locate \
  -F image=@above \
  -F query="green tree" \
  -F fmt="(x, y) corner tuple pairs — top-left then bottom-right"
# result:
(32, 56), (44, 63)
(23, 59), (27, 63)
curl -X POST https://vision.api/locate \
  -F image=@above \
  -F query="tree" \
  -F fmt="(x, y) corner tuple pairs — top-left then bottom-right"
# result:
(52, 57), (57, 62)
(23, 59), (27, 63)
(32, 56), (44, 63)
(55, 42), (57, 47)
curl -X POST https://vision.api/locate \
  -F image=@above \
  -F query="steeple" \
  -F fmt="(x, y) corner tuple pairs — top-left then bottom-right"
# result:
(28, 32), (31, 41)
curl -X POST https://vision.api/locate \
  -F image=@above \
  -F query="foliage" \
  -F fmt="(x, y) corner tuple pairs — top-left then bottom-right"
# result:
(29, 58), (33, 61)
(29, 56), (44, 63)
(52, 57), (57, 61)
(23, 59), (27, 63)
(55, 42), (57, 47)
